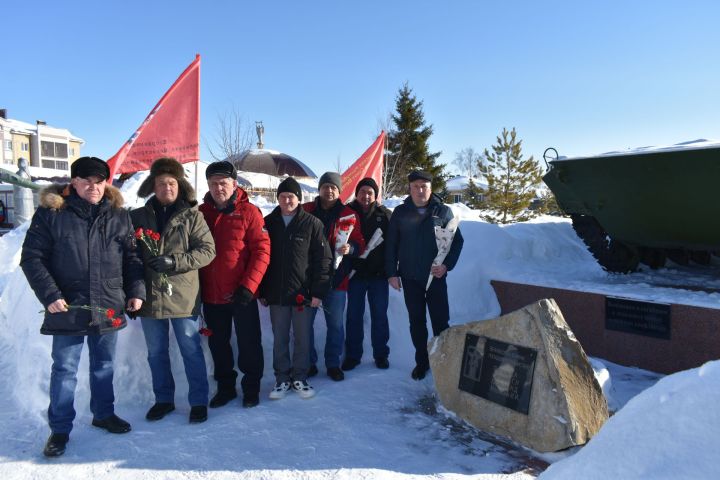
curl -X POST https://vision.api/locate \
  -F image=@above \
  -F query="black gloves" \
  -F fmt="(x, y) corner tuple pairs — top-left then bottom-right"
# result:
(147, 255), (175, 273)
(232, 286), (254, 306)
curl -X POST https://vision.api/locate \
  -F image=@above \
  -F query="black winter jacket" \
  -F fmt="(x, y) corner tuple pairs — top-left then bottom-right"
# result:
(385, 194), (464, 283)
(21, 184), (146, 335)
(347, 200), (391, 280)
(259, 206), (332, 306)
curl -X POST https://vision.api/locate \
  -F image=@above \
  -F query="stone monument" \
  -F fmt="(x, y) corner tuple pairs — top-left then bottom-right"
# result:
(13, 157), (36, 226)
(429, 298), (608, 452)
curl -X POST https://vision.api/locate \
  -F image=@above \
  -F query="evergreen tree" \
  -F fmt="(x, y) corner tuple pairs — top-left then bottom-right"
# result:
(463, 177), (485, 209)
(482, 128), (543, 224)
(534, 188), (562, 216)
(386, 83), (446, 196)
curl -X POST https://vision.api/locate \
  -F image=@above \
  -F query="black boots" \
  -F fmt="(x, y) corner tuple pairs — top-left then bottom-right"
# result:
(411, 365), (429, 380)
(341, 358), (361, 371)
(375, 357), (390, 369)
(92, 414), (132, 433)
(327, 367), (345, 381)
(43, 433), (69, 457)
(189, 405), (208, 423)
(145, 402), (175, 421)
(242, 393), (260, 408)
(209, 390), (237, 408)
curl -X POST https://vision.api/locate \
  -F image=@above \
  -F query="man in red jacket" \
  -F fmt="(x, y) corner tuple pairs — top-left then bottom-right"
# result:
(199, 161), (270, 408)
(303, 172), (365, 381)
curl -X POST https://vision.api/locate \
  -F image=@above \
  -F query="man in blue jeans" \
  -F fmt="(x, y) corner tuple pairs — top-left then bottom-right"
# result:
(21, 157), (145, 457)
(131, 158), (216, 424)
(343, 177), (392, 370)
(303, 172), (365, 381)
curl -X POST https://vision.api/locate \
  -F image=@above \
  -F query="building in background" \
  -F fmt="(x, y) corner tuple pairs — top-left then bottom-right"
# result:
(0, 109), (84, 180)
(0, 109), (84, 228)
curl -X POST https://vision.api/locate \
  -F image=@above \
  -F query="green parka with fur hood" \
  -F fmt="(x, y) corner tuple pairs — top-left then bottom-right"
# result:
(130, 158), (216, 319)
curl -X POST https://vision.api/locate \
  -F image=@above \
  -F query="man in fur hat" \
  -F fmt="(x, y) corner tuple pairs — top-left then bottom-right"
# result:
(21, 156), (146, 457)
(130, 157), (216, 424)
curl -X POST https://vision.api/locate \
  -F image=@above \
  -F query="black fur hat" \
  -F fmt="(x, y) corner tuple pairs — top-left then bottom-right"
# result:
(137, 157), (196, 202)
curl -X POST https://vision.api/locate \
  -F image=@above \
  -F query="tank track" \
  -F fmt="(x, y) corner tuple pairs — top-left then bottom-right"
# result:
(571, 214), (640, 273)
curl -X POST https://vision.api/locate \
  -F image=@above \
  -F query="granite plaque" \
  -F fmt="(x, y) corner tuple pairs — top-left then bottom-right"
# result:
(605, 296), (671, 339)
(459, 334), (537, 415)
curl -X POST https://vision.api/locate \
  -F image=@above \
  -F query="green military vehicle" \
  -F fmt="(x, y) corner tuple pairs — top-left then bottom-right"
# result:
(542, 140), (720, 273)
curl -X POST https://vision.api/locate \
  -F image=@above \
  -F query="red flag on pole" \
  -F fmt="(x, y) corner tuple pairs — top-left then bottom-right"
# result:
(339, 131), (386, 203)
(107, 55), (201, 178)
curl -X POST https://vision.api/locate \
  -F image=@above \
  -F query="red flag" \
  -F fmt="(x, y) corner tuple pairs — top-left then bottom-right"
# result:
(107, 55), (201, 178)
(339, 131), (386, 203)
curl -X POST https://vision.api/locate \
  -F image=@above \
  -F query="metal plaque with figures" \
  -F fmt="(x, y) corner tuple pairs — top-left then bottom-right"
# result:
(459, 335), (537, 415)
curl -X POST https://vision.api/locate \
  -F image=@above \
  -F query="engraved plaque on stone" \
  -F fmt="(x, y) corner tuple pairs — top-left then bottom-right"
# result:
(605, 296), (671, 340)
(458, 335), (537, 415)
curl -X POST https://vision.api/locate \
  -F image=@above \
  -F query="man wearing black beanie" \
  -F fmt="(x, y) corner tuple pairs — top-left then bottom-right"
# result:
(302, 172), (365, 382)
(259, 177), (332, 400)
(344, 177), (392, 371)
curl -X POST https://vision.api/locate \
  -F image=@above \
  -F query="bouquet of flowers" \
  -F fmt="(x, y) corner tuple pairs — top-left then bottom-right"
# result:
(333, 214), (357, 270)
(348, 228), (384, 279)
(426, 216), (461, 290)
(135, 227), (173, 296)
(41, 303), (124, 328)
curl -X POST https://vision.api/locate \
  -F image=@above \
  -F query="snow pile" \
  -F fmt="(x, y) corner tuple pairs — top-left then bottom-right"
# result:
(540, 360), (720, 480)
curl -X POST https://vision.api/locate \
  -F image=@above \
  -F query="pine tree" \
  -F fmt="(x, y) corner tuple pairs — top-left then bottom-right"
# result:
(463, 177), (485, 209)
(482, 128), (543, 224)
(386, 83), (446, 196)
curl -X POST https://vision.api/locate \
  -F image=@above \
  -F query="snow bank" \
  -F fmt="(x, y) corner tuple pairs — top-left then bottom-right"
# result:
(540, 360), (720, 480)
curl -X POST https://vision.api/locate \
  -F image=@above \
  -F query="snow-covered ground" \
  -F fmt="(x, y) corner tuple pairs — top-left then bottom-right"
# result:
(1, 182), (718, 479)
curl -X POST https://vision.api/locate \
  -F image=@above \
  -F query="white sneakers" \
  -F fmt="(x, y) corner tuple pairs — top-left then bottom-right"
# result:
(292, 380), (316, 399)
(269, 382), (291, 399)
(268, 380), (316, 399)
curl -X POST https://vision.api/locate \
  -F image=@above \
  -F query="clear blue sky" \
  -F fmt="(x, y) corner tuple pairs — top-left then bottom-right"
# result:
(4, 0), (720, 176)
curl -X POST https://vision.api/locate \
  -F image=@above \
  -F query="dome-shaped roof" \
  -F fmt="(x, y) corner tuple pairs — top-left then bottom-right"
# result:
(227, 149), (316, 178)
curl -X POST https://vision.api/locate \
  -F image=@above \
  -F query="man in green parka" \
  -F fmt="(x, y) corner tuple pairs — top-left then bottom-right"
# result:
(130, 157), (216, 424)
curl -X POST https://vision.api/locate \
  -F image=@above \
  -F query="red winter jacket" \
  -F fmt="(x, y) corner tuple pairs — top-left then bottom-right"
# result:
(199, 188), (270, 304)
(303, 199), (365, 291)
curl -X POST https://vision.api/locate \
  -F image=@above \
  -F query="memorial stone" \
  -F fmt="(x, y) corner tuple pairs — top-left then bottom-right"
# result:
(429, 298), (608, 452)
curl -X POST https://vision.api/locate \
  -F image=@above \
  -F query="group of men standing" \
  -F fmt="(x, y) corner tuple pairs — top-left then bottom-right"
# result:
(20, 155), (463, 458)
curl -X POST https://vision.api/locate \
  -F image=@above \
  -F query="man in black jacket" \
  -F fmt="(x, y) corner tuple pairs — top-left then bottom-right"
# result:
(259, 177), (332, 400)
(385, 170), (464, 380)
(343, 177), (392, 371)
(21, 157), (145, 457)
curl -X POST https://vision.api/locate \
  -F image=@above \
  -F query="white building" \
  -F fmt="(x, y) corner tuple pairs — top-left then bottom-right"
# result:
(0, 110), (84, 179)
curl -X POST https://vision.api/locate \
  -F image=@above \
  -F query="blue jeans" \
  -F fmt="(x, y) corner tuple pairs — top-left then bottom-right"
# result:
(309, 289), (346, 369)
(141, 317), (209, 406)
(48, 332), (117, 434)
(345, 277), (390, 361)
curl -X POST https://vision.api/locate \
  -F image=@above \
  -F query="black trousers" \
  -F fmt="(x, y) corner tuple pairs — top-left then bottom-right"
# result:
(203, 301), (264, 396)
(401, 276), (450, 370)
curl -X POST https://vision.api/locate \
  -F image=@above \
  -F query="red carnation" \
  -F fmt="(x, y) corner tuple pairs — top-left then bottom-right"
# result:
(151, 232), (161, 241)
(105, 308), (116, 319)
(296, 294), (305, 312)
(145, 229), (154, 237)
(134, 227), (144, 239)
(111, 318), (122, 328)
(199, 327), (213, 337)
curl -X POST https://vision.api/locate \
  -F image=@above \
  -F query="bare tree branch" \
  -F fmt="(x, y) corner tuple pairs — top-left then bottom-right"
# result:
(205, 106), (254, 162)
